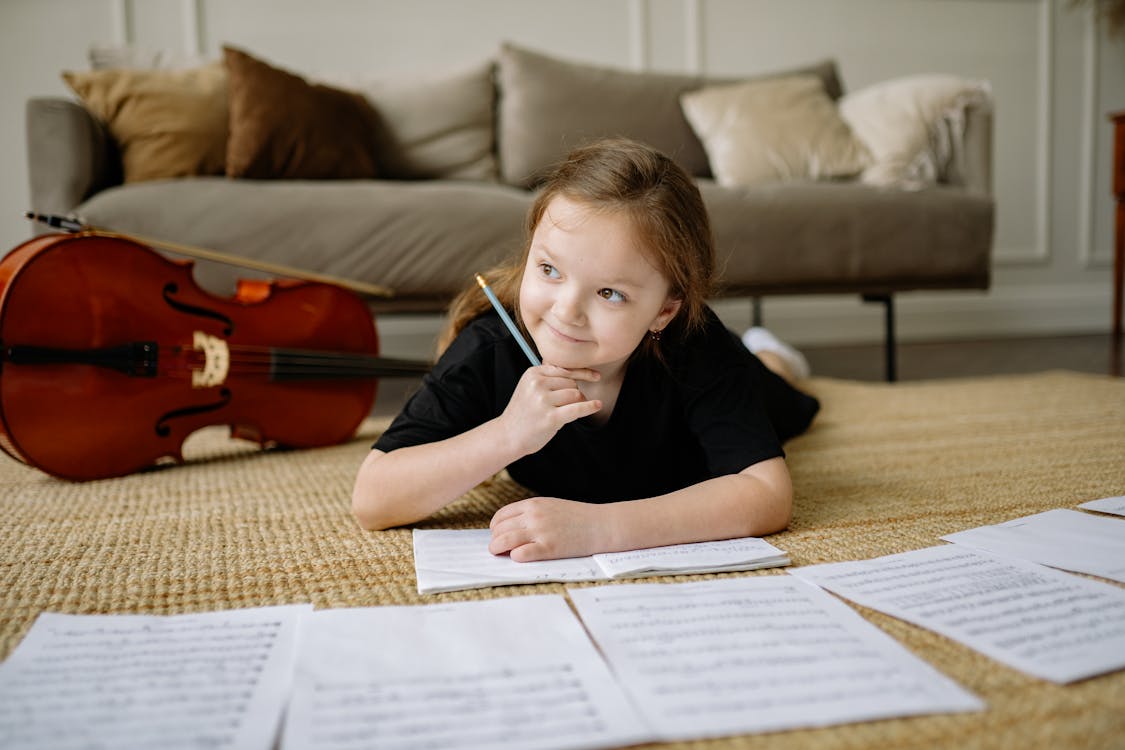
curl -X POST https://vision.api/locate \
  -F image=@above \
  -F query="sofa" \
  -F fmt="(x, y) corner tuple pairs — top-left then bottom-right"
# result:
(26, 42), (995, 377)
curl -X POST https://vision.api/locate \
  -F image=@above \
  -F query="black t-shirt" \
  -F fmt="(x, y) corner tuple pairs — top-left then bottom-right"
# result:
(373, 307), (819, 503)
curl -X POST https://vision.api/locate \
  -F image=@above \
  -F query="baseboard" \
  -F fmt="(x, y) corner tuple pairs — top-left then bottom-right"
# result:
(373, 282), (1115, 357)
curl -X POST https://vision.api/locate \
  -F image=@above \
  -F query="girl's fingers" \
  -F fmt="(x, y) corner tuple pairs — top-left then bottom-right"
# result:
(538, 364), (601, 383)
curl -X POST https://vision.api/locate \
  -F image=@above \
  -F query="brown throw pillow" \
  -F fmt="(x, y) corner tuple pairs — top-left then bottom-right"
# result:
(62, 64), (228, 183)
(223, 46), (379, 179)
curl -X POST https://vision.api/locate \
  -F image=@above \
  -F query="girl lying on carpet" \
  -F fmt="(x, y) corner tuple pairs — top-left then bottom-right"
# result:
(351, 138), (819, 561)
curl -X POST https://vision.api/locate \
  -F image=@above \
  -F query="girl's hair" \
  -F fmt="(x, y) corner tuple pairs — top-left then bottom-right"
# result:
(438, 137), (716, 357)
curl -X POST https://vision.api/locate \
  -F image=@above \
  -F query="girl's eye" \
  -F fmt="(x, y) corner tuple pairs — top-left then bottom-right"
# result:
(539, 263), (560, 279)
(598, 288), (626, 303)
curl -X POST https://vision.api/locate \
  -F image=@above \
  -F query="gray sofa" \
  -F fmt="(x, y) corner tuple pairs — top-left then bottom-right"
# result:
(25, 43), (994, 378)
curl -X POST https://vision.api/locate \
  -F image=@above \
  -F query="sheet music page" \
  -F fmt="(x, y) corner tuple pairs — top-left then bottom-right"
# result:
(0, 604), (310, 750)
(567, 577), (981, 740)
(790, 545), (1125, 683)
(592, 536), (789, 578)
(413, 529), (604, 594)
(280, 595), (653, 750)
(1078, 495), (1125, 517)
(941, 508), (1125, 582)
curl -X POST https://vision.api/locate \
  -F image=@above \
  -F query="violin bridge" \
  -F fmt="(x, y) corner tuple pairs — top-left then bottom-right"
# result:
(192, 331), (230, 388)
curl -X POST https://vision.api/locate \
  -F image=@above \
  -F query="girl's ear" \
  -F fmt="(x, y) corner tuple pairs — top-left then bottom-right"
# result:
(652, 296), (683, 332)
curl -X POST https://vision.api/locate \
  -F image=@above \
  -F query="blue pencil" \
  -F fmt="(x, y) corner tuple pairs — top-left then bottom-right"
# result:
(475, 273), (541, 366)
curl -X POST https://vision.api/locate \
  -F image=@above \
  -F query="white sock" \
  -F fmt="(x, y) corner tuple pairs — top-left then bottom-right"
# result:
(741, 326), (811, 379)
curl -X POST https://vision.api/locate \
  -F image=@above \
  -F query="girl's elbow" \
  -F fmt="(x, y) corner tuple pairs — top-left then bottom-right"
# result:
(351, 452), (396, 531)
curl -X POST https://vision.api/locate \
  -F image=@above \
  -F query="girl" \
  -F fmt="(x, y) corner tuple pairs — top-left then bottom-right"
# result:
(352, 138), (819, 561)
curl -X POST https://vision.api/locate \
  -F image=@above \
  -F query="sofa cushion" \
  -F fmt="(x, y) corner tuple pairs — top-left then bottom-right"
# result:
(839, 74), (992, 188)
(72, 177), (991, 304)
(223, 46), (380, 180)
(323, 61), (498, 181)
(496, 42), (843, 187)
(700, 179), (993, 293)
(74, 178), (532, 301)
(61, 64), (228, 183)
(681, 75), (869, 185)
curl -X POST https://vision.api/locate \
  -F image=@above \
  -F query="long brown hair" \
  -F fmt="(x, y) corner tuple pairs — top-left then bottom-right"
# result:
(438, 138), (716, 357)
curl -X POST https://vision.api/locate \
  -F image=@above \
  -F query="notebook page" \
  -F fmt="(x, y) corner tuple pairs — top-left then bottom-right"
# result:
(0, 604), (309, 750)
(280, 595), (652, 750)
(568, 577), (981, 740)
(412, 529), (603, 593)
(592, 536), (789, 578)
(791, 545), (1125, 683)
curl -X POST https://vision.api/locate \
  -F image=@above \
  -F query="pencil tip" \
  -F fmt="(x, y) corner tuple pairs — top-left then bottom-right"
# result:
(474, 273), (487, 288)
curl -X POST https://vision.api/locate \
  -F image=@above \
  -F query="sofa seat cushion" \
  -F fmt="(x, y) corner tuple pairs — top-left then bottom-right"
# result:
(75, 178), (532, 303)
(73, 178), (992, 309)
(700, 180), (993, 293)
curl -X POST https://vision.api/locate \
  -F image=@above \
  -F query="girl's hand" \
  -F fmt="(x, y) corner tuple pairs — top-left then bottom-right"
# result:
(488, 497), (610, 561)
(498, 364), (602, 457)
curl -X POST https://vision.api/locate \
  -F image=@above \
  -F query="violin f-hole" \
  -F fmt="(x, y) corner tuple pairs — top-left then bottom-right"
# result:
(163, 283), (234, 336)
(155, 387), (232, 437)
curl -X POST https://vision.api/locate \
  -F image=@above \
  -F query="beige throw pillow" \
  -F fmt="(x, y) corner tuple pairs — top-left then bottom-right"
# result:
(839, 74), (992, 187)
(320, 61), (497, 181)
(62, 64), (228, 183)
(680, 76), (870, 186)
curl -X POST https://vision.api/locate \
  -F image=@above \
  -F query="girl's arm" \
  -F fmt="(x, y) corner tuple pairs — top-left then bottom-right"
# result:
(352, 364), (602, 530)
(488, 456), (792, 561)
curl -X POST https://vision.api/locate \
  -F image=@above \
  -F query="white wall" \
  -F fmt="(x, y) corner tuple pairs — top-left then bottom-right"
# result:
(2, 0), (1122, 351)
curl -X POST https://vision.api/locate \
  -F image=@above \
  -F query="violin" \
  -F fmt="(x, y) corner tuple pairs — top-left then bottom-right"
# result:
(0, 228), (430, 481)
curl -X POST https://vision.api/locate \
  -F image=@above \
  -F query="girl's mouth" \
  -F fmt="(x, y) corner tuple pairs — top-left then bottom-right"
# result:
(545, 322), (588, 344)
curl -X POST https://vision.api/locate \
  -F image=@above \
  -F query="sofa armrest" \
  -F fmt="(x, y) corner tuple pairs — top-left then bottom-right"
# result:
(26, 97), (120, 222)
(945, 102), (992, 194)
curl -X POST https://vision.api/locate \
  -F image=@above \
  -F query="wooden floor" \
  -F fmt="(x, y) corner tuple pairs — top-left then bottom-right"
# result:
(373, 333), (1124, 417)
(803, 332), (1124, 382)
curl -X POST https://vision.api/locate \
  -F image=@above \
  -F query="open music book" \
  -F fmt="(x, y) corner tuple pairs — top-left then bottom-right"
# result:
(412, 528), (789, 594)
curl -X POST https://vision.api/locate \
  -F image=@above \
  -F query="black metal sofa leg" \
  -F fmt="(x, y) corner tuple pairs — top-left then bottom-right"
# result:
(862, 293), (897, 382)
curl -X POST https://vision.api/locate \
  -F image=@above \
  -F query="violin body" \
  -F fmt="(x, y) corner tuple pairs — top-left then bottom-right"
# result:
(0, 232), (421, 481)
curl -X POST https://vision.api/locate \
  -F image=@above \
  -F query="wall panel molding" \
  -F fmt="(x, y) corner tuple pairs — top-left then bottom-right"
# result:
(628, 0), (649, 70)
(1077, 10), (1108, 269)
(684, 0), (702, 73)
(182, 0), (203, 56)
(996, 0), (1053, 266)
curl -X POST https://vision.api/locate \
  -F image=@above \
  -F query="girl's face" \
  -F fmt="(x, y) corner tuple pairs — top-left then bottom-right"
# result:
(519, 195), (681, 377)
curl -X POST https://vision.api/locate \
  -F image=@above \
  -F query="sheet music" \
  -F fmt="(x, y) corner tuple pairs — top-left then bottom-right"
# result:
(280, 595), (652, 750)
(791, 545), (1125, 683)
(567, 577), (981, 740)
(413, 529), (789, 594)
(593, 536), (788, 577)
(941, 508), (1125, 582)
(0, 605), (309, 750)
(1078, 495), (1125, 517)
(413, 529), (604, 593)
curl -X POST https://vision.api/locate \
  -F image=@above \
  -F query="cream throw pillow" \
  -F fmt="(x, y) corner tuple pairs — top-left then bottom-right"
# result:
(839, 74), (992, 187)
(63, 64), (228, 183)
(680, 75), (870, 186)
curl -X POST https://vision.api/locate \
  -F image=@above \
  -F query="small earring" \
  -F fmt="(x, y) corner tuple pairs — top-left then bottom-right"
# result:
(649, 329), (662, 342)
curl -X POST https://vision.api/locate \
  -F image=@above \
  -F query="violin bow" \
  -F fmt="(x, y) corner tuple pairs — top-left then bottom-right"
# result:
(24, 212), (396, 300)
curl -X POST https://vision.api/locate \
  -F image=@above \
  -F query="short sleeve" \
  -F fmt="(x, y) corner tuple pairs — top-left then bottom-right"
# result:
(373, 315), (521, 453)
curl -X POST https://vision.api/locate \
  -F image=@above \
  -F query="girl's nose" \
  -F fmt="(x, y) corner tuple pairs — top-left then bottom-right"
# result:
(553, 287), (585, 326)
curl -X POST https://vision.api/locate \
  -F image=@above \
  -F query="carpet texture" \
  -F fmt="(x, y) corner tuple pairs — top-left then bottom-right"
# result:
(1, 370), (1123, 748)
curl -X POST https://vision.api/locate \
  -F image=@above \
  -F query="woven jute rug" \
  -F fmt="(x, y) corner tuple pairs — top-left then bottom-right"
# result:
(1, 370), (1123, 748)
